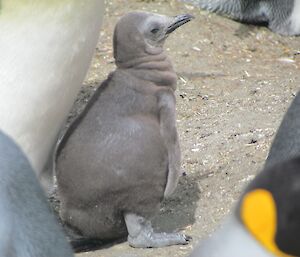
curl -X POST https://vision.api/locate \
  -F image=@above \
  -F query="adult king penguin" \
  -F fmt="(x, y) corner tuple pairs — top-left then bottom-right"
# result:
(0, 0), (104, 192)
(183, 0), (300, 36)
(56, 11), (194, 248)
(0, 1), (104, 255)
(190, 91), (300, 256)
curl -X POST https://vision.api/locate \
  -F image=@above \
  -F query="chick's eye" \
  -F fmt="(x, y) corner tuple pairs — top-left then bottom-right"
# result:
(151, 28), (159, 34)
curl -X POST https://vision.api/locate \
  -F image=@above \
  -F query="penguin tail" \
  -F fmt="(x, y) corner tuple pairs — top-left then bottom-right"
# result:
(68, 233), (127, 253)
(70, 238), (105, 253)
(64, 224), (127, 253)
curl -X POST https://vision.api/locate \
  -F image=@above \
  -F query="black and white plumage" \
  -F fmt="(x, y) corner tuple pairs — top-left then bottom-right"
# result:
(183, 0), (300, 36)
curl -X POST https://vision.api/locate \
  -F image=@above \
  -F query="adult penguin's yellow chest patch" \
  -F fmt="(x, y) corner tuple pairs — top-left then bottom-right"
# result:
(240, 189), (294, 257)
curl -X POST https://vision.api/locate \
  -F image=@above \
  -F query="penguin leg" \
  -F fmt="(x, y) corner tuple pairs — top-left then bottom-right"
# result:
(124, 213), (191, 248)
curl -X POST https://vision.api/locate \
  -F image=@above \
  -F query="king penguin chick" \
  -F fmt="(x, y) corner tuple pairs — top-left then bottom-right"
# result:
(189, 91), (300, 257)
(0, 131), (73, 257)
(183, 0), (300, 36)
(55, 11), (194, 248)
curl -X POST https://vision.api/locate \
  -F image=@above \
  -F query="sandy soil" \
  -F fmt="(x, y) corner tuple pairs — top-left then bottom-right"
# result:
(65, 0), (300, 256)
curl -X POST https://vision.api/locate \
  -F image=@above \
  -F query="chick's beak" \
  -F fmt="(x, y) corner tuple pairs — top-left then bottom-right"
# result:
(166, 13), (194, 34)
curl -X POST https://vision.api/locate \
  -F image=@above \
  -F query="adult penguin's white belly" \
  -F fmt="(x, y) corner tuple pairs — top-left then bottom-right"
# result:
(290, 0), (300, 34)
(0, 1), (104, 178)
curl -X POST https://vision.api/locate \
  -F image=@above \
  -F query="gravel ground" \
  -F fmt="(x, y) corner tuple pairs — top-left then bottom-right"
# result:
(63, 1), (300, 256)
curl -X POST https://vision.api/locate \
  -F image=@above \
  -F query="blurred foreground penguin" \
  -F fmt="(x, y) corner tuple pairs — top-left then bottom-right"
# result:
(56, 11), (194, 248)
(190, 92), (300, 256)
(0, 131), (73, 257)
(0, 0), (104, 192)
(183, 0), (300, 36)
(0, 1), (104, 255)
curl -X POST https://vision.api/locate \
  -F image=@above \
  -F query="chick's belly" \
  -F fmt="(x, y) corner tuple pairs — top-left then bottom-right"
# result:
(98, 117), (169, 190)
(61, 116), (168, 200)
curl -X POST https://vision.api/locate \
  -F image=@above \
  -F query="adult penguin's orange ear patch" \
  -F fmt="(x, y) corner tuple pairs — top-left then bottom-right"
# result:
(240, 189), (293, 257)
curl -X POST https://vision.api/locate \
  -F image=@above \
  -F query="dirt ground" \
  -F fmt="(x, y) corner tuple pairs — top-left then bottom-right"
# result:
(70, 0), (300, 256)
